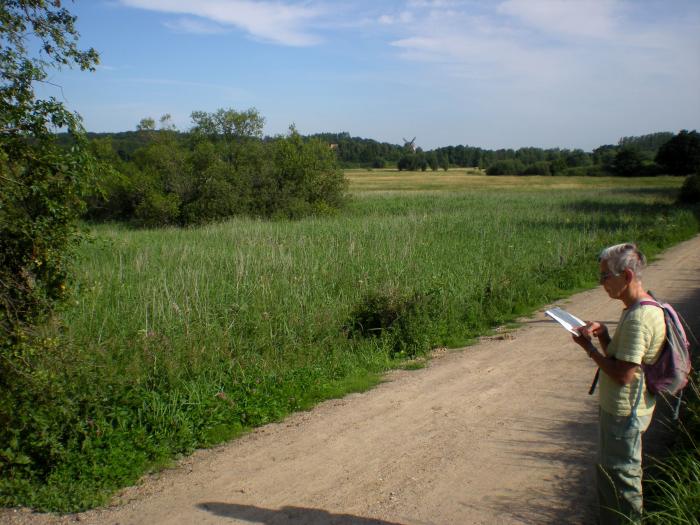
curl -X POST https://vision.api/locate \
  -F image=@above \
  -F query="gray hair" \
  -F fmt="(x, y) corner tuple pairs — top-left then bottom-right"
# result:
(599, 243), (646, 278)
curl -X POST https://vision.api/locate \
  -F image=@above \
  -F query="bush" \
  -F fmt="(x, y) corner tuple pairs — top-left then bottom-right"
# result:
(610, 147), (645, 177)
(656, 130), (700, 175)
(559, 165), (611, 177)
(345, 288), (444, 357)
(523, 161), (551, 176)
(84, 120), (348, 225)
(134, 191), (181, 227)
(486, 159), (525, 175)
(677, 174), (700, 204)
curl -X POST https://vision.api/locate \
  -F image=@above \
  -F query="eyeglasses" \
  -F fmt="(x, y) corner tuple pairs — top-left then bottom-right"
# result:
(599, 271), (620, 284)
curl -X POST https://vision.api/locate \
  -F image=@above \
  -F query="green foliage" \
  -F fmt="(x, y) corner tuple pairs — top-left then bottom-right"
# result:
(397, 152), (428, 171)
(0, 2), (98, 354)
(0, 0), (101, 510)
(523, 161), (552, 176)
(609, 146), (645, 177)
(619, 132), (674, 156)
(84, 116), (347, 225)
(644, 376), (700, 524)
(345, 288), (444, 357)
(677, 174), (700, 204)
(485, 159), (525, 175)
(307, 132), (405, 168)
(190, 107), (264, 141)
(134, 191), (181, 227)
(593, 144), (617, 168)
(656, 130), (700, 175)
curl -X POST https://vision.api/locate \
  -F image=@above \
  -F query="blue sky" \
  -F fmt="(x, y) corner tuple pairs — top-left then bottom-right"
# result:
(40, 0), (700, 150)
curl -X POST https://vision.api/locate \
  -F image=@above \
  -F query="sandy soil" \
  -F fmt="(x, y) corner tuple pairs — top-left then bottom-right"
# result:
(4, 235), (700, 525)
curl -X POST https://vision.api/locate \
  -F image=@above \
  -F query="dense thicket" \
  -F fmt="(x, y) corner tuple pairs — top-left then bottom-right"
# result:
(655, 130), (700, 175)
(84, 113), (347, 226)
(1, 0), (99, 500)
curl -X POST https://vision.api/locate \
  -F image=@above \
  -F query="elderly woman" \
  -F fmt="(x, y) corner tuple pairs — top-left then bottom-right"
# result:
(573, 243), (665, 524)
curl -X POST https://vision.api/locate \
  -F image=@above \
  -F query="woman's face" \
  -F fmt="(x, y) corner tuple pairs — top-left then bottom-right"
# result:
(599, 259), (627, 299)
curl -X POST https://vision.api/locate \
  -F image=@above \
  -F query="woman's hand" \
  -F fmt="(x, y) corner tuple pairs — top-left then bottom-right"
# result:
(572, 321), (609, 357)
(578, 321), (608, 341)
(572, 326), (594, 353)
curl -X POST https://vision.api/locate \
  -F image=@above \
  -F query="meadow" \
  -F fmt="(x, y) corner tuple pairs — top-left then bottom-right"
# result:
(2, 171), (698, 512)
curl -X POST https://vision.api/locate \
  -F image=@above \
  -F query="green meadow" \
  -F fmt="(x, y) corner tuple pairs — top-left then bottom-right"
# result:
(2, 173), (698, 512)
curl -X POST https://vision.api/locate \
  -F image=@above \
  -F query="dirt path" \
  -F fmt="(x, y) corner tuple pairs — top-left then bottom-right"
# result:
(5, 236), (700, 525)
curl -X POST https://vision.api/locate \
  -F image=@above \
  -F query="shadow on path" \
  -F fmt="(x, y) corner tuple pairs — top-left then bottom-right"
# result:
(197, 502), (405, 525)
(466, 408), (598, 524)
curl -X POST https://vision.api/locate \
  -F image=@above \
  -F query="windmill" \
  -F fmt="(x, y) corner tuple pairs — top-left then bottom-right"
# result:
(402, 136), (416, 152)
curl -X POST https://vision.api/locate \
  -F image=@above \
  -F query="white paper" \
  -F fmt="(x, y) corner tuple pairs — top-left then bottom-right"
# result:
(544, 307), (586, 335)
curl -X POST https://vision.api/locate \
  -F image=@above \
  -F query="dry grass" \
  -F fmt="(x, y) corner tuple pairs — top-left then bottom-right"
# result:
(345, 168), (684, 193)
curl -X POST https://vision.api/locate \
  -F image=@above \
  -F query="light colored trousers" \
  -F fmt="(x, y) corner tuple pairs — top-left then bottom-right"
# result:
(597, 409), (653, 525)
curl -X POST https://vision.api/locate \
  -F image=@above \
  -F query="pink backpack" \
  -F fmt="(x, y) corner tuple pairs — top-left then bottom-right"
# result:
(638, 297), (691, 396)
(589, 293), (693, 420)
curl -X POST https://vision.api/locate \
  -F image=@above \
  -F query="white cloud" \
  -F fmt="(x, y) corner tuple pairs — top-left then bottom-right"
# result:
(497, 0), (619, 40)
(385, 0), (699, 88)
(163, 17), (228, 34)
(377, 10), (414, 26)
(119, 0), (324, 46)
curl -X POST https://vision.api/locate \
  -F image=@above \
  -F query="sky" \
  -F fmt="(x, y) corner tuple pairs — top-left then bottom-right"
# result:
(38, 0), (700, 151)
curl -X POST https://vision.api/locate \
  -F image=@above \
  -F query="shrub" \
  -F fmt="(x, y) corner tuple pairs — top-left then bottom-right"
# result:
(677, 174), (700, 204)
(610, 146), (645, 177)
(523, 161), (551, 176)
(486, 159), (525, 175)
(345, 288), (444, 357)
(559, 165), (612, 177)
(134, 191), (181, 227)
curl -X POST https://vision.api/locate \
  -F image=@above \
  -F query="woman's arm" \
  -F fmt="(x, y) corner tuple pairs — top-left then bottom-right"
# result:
(588, 352), (639, 385)
(573, 323), (638, 385)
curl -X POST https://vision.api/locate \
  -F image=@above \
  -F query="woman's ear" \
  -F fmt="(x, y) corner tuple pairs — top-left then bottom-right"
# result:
(623, 267), (635, 284)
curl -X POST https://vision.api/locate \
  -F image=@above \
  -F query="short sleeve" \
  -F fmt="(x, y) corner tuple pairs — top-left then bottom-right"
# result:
(613, 316), (651, 365)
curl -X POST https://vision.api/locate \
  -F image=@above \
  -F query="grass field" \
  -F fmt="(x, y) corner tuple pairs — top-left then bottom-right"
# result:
(345, 168), (684, 192)
(2, 173), (698, 512)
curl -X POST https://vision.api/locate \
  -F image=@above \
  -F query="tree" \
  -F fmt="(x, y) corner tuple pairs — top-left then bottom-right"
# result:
(1, 0), (99, 496)
(655, 130), (700, 175)
(485, 159), (525, 176)
(592, 144), (617, 170)
(136, 117), (156, 132)
(611, 147), (644, 177)
(190, 107), (264, 141)
(427, 152), (439, 171)
(1, 1), (98, 357)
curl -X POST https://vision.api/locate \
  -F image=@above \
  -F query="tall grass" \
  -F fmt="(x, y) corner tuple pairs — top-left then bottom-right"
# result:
(644, 376), (700, 524)
(1, 177), (697, 511)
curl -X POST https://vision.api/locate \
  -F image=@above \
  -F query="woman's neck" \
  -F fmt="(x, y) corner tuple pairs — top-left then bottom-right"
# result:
(621, 280), (649, 308)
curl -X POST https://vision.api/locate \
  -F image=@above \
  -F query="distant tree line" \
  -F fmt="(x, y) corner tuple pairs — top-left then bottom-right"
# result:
(64, 127), (700, 228)
(389, 130), (699, 177)
(307, 132), (405, 168)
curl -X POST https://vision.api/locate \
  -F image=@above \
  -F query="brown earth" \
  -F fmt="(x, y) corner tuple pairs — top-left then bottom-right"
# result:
(4, 235), (700, 525)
